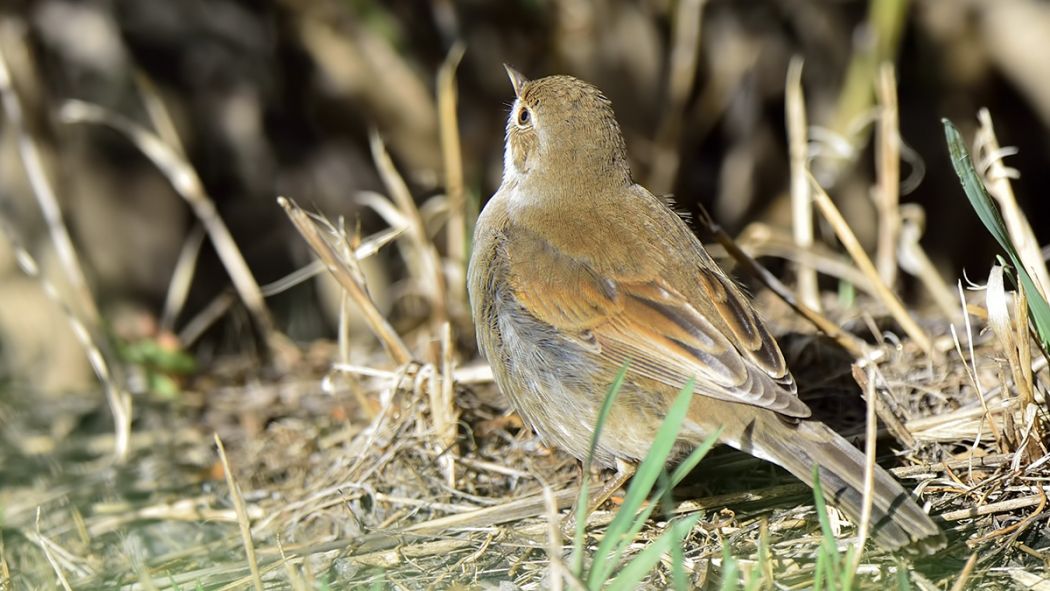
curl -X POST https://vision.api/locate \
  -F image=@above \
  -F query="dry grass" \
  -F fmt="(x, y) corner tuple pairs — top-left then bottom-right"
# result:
(4, 4), (1050, 590)
(6, 115), (1050, 588)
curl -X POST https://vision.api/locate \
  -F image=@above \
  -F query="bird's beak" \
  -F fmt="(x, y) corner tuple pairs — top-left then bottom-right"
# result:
(504, 64), (528, 98)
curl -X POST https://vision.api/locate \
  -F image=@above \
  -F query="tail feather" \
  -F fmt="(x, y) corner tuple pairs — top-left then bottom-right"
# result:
(754, 419), (945, 554)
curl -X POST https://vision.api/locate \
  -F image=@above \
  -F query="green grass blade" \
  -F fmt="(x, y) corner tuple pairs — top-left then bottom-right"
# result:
(840, 545), (858, 591)
(572, 362), (631, 575)
(604, 428), (722, 576)
(719, 541), (740, 591)
(894, 557), (913, 591)
(810, 465), (842, 583)
(943, 118), (1050, 351)
(670, 502), (688, 591)
(606, 514), (701, 591)
(587, 380), (696, 587)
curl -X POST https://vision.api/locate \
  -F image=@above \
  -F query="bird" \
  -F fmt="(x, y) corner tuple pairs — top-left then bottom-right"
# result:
(467, 66), (945, 554)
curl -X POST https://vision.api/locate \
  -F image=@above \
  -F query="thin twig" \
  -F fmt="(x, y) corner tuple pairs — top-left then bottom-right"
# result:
(369, 130), (448, 333)
(279, 196), (413, 365)
(33, 509), (73, 591)
(948, 552), (979, 591)
(543, 485), (565, 591)
(874, 62), (901, 287)
(0, 217), (131, 461)
(214, 434), (265, 591)
(939, 494), (1042, 521)
(808, 171), (932, 352)
(0, 32), (102, 332)
(437, 322), (459, 485)
(58, 100), (282, 357)
(844, 365), (879, 586)
(438, 42), (468, 316)
(160, 223), (206, 334)
(785, 56), (820, 311)
(648, 0), (705, 194)
(695, 204), (868, 358)
(976, 108), (1050, 300)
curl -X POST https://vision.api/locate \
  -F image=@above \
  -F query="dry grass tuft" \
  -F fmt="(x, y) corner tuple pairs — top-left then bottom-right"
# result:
(5, 7), (1050, 590)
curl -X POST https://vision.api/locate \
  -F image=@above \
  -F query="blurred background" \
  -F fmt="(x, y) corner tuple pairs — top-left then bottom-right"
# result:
(1, 0), (1049, 395)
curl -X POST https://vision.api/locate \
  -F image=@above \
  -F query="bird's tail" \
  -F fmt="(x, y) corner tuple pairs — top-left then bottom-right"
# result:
(749, 418), (945, 554)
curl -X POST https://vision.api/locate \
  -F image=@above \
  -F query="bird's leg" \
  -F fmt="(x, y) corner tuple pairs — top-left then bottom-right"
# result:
(588, 458), (637, 514)
(564, 459), (637, 534)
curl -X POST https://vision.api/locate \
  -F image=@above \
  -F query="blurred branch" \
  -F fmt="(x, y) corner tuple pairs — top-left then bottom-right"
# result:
(816, 0), (910, 183)
(279, 197), (413, 366)
(58, 100), (286, 361)
(785, 56), (820, 312)
(0, 26), (130, 462)
(874, 63), (901, 287)
(809, 171), (932, 353)
(695, 205), (868, 359)
(437, 42), (468, 320)
(369, 131), (448, 335)
(0, 30), (104, 342)
(648, 0), (705, 195)
(975, 108), (1050, 300)
(0, 216), (131, 462)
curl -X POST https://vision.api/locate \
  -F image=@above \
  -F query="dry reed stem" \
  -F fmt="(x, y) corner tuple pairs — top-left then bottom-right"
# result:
(954, 281), (1007, 451)
(737, 224), (873, 290)
(0, 28), (132, 461)
(134, 69), (186, 157)
(949, 552), (979, 591)
(277, 537), (308, 591)
(1007, 569), (1050, 589)
(368, 130), (448, 334)
(874, 63), (901, 287)
(808, 171), (932, 352)
(435, 322), (459, 486)
(87, 497), (264, 537)
(897, 204), (961, 322)
(648, 0), (705, 194)
(843, 365), (879, 586)
(0, 29), (103, 335)
(968, 486), (1046, 545)
(543, 485), (565, 591)
(32, 509), (74, 591)
(177, 291), (236, 347)
(987, 265), (1036, 455)
(400, 488), (579, 536)
(696, 205), (868, 358)
(889, 447), (1003, 478)
(279, 196), (413, 365)
(438, 42), (468, 313)
(258, 226), (402, 298)
(851, 364), (916, 452)
(1014, 286), (1043, 453)
(0, 535), (10, 591)
(976, 108), (1050, 300)
(785, 56), (820, 312)
(0, 219), (131, 461)
(160, 223), (205, 334)
(214, 434), (264, 591)
(939, 494), (1043, 521)
(58, 100), (283, 357)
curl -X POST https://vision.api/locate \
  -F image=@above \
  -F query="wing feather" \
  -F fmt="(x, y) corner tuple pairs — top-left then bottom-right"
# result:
(508, 228), (810, 419)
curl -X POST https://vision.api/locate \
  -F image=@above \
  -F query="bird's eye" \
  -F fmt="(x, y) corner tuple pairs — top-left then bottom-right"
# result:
(516, 107), (531, 126)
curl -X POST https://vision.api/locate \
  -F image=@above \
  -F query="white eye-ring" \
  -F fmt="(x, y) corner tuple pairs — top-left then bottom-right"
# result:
(515, 106), (531, 127)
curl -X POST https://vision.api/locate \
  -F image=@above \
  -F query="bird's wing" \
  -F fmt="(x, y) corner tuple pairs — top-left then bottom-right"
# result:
(509, 233), (811, 418)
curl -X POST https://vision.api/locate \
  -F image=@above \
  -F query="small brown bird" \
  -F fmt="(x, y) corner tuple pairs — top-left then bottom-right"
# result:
(468, 67), (945, 553)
